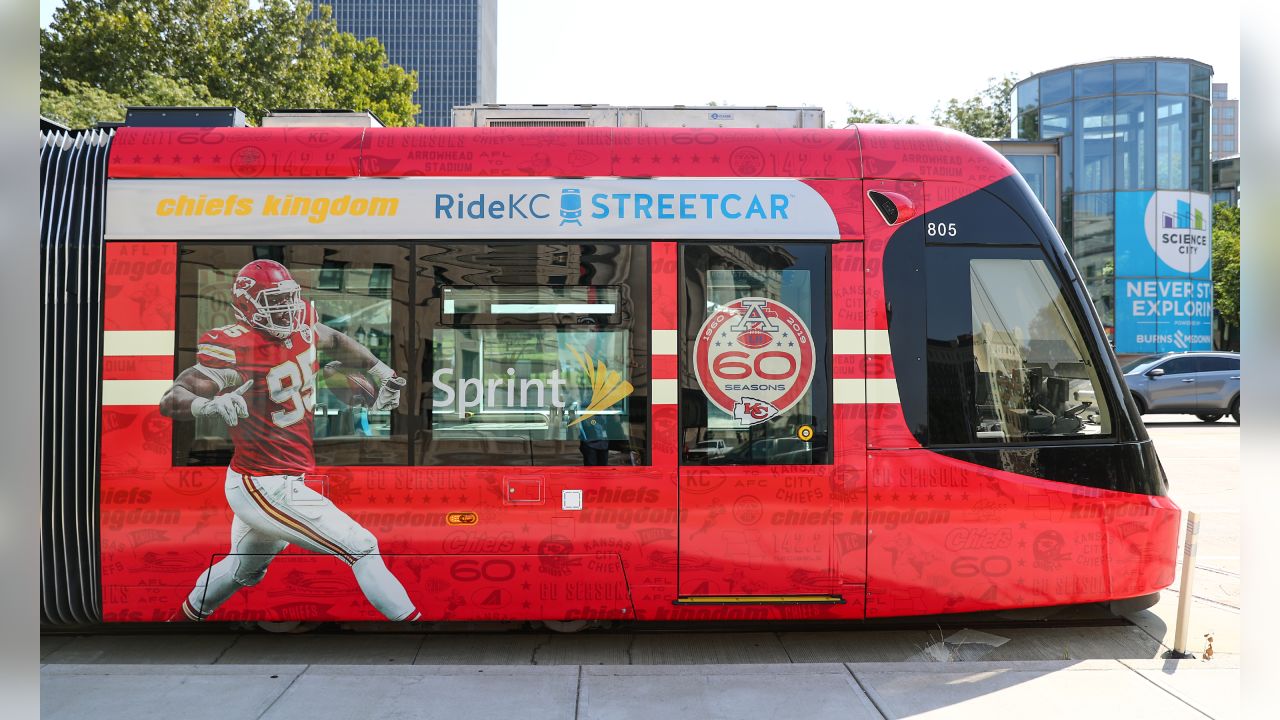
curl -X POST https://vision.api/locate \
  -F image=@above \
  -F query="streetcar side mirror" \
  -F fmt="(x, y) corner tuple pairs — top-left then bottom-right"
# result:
(1146, 368), (1165, 378)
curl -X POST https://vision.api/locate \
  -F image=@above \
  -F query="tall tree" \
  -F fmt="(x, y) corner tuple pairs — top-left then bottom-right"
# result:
(845, 106), (916, 125)
(41, 0), (419, 126)
(41, 74), (223, 129)
(931, 74), (1019, 138)
(1211, 202), (1240, 332)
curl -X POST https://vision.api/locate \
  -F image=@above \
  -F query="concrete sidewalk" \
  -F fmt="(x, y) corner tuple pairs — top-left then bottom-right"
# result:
(41, 658), (1238, 719)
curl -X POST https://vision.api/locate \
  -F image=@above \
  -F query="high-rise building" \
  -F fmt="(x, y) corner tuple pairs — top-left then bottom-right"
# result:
(1008, 58), (1215, 354)
(1211, 82), (1239, 160)
(315, 1), (497, 127)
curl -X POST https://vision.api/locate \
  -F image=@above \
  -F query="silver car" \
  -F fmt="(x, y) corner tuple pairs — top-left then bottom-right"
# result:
(1122, 352), (1240, 423)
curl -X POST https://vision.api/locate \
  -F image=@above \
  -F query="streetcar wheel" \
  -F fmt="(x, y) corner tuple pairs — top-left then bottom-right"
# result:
(256, 620), (319, 634)
(1196, 414), (1223, 423)
(542, 620), (591, 633)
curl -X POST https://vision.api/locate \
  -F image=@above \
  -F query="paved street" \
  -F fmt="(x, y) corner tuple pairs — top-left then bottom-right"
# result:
(1134, 417), (1240, 659)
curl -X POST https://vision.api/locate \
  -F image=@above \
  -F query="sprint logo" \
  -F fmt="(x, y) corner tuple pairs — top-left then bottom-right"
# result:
(431, 344), (632, 420)
(566, 346), (634, 427)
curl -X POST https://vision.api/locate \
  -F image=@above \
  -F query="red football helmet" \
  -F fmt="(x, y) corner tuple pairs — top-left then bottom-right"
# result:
(231, 260), (306, 339)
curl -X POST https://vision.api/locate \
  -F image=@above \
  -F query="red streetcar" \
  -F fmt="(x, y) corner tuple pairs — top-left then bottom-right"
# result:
(39, 119), (1179, 626)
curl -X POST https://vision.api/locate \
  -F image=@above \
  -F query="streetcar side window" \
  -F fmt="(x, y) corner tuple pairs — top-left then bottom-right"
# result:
(679, 244), (832, 465)
(173, 245), (412, 467)
(415, 244), (650, 466)
(925, 247), (1113, 444)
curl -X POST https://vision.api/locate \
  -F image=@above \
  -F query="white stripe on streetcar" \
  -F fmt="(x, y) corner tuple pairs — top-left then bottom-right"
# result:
(653, 379), (678, 405)
(832, 329), (891, 355)
(101, 379), (173, 406)
(833, 378), (901, 404)
(832, 330), (864, 355)
(652, 329), (678, 356)
(833, 378), (865, 403)
(865, 330), (892, 355)
(867, 378), (901, 403)
(103, 330), (175, 356)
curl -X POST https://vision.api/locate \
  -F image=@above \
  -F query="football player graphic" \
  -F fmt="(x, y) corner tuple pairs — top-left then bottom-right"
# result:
(160, 259), (421, 622)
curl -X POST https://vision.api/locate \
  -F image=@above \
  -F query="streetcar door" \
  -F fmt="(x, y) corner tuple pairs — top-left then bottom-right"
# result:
(675, 243), (846, 601)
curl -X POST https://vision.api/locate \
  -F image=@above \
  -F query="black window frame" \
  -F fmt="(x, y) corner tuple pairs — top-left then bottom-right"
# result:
(677, 241), (834, 467)
(414, 241), (652, 468)
(920, 244), (1119, 448)
(170, 240), (653, 469)
(171, 241), (414, 468)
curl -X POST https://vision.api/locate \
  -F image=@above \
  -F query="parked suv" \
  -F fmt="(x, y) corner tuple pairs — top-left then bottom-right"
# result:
(1122, 352), (1240, 423)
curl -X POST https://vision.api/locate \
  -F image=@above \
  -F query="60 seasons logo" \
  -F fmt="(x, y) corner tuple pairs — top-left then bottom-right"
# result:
(694, 298), (815, 426)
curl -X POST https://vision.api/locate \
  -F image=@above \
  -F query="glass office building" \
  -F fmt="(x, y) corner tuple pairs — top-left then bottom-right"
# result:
(1012, 58), (1214, 353)
(317, 1), (497, 127)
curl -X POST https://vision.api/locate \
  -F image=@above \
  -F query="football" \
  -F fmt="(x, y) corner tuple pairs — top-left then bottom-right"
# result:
(321, 362), (378, 408)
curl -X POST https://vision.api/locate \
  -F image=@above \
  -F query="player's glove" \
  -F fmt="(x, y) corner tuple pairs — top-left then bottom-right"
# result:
(369, 362), (405, 411)
(189, 380), (252, 427)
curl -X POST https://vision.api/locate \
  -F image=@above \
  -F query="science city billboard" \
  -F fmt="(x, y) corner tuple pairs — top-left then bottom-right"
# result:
(1113, 190), (1213, 353)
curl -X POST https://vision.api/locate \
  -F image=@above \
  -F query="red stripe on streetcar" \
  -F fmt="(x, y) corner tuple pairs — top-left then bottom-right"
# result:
(651, 241), (677, 331)
(834, 354), (896, 379)
(651, 355), (677, 379)
(102, 356), (175, 380)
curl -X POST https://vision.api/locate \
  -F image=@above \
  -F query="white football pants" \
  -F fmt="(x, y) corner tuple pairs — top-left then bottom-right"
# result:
(183, 468), (419, 622)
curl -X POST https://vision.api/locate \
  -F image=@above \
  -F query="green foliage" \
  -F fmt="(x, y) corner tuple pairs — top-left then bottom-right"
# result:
(845, 106), (916, 125)
(41, 0), (419, 126)
(1211, 202), (1240, 327)
(931, 74), (1019, 138)
(41, 73), (223, 128)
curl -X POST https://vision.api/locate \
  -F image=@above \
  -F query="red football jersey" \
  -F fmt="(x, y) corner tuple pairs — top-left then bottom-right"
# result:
(195, 304), (319, 475)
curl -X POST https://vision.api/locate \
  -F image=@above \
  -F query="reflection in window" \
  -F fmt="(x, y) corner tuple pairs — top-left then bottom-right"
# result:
(1074, 65), (1113, 97)
(969, 260), (1110, 441)
(1075, 98), (1114, 192)
(1157, 96), (1189, 189)
(1045, 156), (1057, 226)
(430, 326), (635, 463)
(1116, 62), (1156, 93)
(418, 244), (649, 467)
(1190, 97), (1209, 192)
(1115, 94), (1155, 189)
(1040, 71), (1072, 106)
(1016, 111), (1039, 140)
(680, 244), (830, 466)
(1191, 64), (1212, 98)
(1084, 277), (1115, 337)
(1008, 156), (1045, 209)
(1040, 102), (1072, 139)
(175, 245), (410, 467)
(1157, 62), (1190, 94)
(926, 250), (1111, 445)
(1016, 79), (1039, 113)
(1072, 193), (1114, 280)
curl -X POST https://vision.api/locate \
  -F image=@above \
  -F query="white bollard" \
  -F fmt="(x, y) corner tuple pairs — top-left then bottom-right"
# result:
(1171, 511), (1201, 658)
